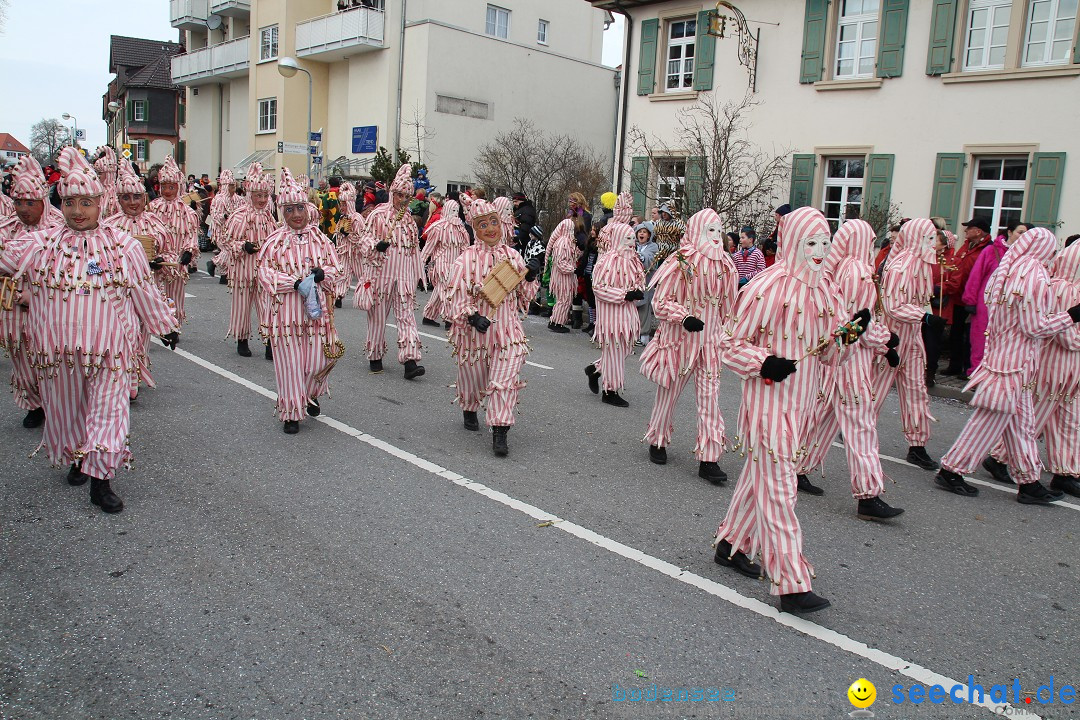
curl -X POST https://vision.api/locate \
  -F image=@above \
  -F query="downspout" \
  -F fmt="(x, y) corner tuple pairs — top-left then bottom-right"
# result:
(394, 0), (407, 152)
(611, 1), (633, 192)
(217, 82), (224, 175)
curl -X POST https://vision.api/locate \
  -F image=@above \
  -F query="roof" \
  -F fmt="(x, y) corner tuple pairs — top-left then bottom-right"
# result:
(126, 53), (179, 90)
(109, 35), (183, 74)
(587, 0), (665, 10)
(0, 134), (30, 154)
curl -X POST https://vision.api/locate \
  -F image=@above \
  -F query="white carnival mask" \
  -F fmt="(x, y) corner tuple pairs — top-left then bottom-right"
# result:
(696, 220), (726, 259)
(919, 228), (939, 261)
(618, 225), (636, 250)
(797, 232), (831, 272)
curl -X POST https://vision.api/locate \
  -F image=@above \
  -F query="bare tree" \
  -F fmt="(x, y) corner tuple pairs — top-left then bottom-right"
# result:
(0, 0), (9, 34)
(471, 118), (610, 235)
(30, 118), (70, 167)
(628, 92), (790, 234)
(401, 103), (436, 170)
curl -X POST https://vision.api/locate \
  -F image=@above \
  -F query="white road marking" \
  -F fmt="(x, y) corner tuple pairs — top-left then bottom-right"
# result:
(153, 340), (1032, 719)
(185, 293), (195, 298)
(386, 323), (555, 370)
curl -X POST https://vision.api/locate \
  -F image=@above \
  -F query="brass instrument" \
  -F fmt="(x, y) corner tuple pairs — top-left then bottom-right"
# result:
(0, 276), (17, 312)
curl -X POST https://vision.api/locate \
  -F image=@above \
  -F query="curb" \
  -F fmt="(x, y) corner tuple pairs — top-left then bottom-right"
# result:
(928, 384), (973, 403)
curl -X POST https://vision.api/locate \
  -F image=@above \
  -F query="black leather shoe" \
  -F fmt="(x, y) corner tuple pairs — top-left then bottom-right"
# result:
(906, 446), (939, 471)
(698, 461), (727, 485)
(264, 343), (273, 361)
(582, 323), (595, 334)
(22, 407), (45, 429)
(797, 474), (824, 495)
(444, 321), (451, 330)
(857, 496), (905, 521)
(89, 477), (123, 513)
(422, 317), (441, 327)
(492, 426), (509, 457)
(335, 297), (343, 309)
(925, 371), (936, 388)
(601, 390), (628, 407)
(463, 411), (480, 431)
(403, 360), (425, 380)
(982, 456), (1014, 484)
(780, 591), (830, 614)
(307, 399), (321, 417)
(206, 260), (216, 277)
(66, 463), (88, 486)
(1050, 474), (1080, 498)
(219, 274), (228, 285)
(649, 445), (667, 465)
(548, 322), (569, 334)
(369, 358), (384, 374)
(237, 339), (252, 357)
(283, 420), (299, 434)
(713, 539), (761, 578)
(1017, 481), (1064, 505)
(935, 468), (979, 496)
(585, 364), (600, 394)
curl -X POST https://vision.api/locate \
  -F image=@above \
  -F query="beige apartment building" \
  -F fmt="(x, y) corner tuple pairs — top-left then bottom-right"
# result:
(169, 0), (617, 192)
(594, 0), (1078, 234)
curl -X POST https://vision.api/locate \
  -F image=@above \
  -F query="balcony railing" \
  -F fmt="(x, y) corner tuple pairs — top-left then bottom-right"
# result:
(171, 35), (250, 85)
(210, 0), (250, 17)
(295, 6), (386, 62)
(171, 0), (209, 30)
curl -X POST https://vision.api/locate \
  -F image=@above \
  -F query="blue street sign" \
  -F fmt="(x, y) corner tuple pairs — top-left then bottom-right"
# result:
(310, 131), (322, 142)
(310, 145), (317, 155)
(352, 125), (378, 154)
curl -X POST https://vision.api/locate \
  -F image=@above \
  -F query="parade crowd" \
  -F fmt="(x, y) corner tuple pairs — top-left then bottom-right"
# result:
(2, 146), (1079, 616)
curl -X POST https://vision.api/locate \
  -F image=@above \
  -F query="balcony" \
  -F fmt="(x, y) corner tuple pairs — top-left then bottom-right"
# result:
(295, 6), (386, 62)
(171, 35), (250, 86)
(210, 0), (249, 17)
(171, 0), (208, 30)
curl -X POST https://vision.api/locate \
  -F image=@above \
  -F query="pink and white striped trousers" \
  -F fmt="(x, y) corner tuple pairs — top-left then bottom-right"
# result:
(1034, 394), (1080, 476)
(941, 389), (1041, 484)
(270, 333), (334, 422)
(870, 328), (932, 445)
(597, 340), (633, 393)
(365, 288), (422, 363)
(456, 353), (526, 426)
(8, 343), (41, 411)
(643, 368), (724, 462)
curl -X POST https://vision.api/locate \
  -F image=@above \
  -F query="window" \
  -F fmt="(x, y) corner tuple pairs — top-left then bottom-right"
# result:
(655, 159), (687, 214)
(970, 157), (1027, 233)
(259, 25), (279, 61)
(537, 19), (549, 45)
(133, 100), (147, 122)
(446, 182), (473, 195)
(665, 18), (696, 91)
(963, 0), (1011, 70)
(822, 157), (865, 232)
(835, 0), (880, 78)
(1023, 0), (1078, 66)
(258, 98), (277, 133)
(486, 5), (510, 39)
(136, 140), (147, 162)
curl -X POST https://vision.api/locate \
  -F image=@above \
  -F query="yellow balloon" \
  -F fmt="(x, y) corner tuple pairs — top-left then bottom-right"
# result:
(847, 679), (877, 709)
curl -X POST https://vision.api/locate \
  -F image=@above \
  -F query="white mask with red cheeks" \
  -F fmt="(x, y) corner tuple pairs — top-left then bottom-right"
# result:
(617, 224), (636, 251)
(796, 232), (831, 273)
(695, 219), (727, 260)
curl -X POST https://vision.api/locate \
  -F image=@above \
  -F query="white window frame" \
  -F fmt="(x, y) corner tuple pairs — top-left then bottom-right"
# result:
(822, 156), (866, 231)
(963, 0), (1012, 70)
(259, 25), (279, 62)
(834, 0), (880, 79)
(446, 182), (473, 195)
(485, 5), (510, 39)
(537, 18), (549, 45)
(969, 156), (1028, 234)
(1022, 0), (1078, 66)
(655, 158), (687, 214)
(136, 139), (147, 162)
(664, 18), (696, 92)
(133, 100), (147, 122)
(257, 97), (277, 134)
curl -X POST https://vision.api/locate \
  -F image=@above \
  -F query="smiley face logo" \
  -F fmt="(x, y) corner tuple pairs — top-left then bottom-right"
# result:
(848, 678), (876, 708)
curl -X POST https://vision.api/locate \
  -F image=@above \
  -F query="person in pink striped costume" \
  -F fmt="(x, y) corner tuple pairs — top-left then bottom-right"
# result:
(420, 198), (468, 329)
(0, 147), (179, 513)
(936, 227), (1080, 504)
(0, 189), (15, 220)
(640, 208), (738, 485)
(793, 219), (904, 519)
(206, 168), (243, 281)
(711, 206), (870, 614)
(221, 163), (278, 358)
(584, 221), (645, 407)
(93, 146), (121, 220)
(1032, 241), (1080, 498)
(104, 159), (175, 399)
(357, 164), (425, 379)
(331, 181), (364, 304)
(544, 218), (580, 334)
(870, 218), (942, 471)
(596, 191), (634, 255)
(444, 199), (541, 456)
(147, 155), (198, 334)
(962, 222), (1024, 373)
(0, 155), (65, 429)
(257, 168), (343, 435)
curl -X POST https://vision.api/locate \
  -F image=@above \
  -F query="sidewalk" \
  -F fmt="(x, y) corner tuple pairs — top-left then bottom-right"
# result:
(928, 373), (974, 403)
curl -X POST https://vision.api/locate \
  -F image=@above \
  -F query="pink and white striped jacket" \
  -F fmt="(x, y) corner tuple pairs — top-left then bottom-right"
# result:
(148, 196), (199, 267)
(1035, 242), (1080, 404)
(256, 225), (342, 341)
(591, 221), (646, 347)
(420, 199), (469, 287)
(362, 201), (423, 299)
(223, 203), (278, 291)
(544, 219), (580, 287)
(0, 209), (65, 351)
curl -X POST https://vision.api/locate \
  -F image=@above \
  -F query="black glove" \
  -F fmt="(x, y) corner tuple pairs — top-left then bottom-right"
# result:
(760, 355), (797, 383)
(161, 332), (179, 350)
(924, 313), (946, 332)
(682, 316), (705, 332)
(148, 257), (163, 270)
(625, 289), (645, 302)
(1069, 303), (1080, 323)
(293, 278), (303, 290)
(243, 241), (257, 255)
(886, 332), (900, 349)
(375, 240), (391, 252)
(468, 312), (491, 334)
(312, 267), (325, 284)
(885, 348), (900, 367)
(846, 308), (872, 343)
(524, 268), (537, 282)
(179, 251), (193, 266)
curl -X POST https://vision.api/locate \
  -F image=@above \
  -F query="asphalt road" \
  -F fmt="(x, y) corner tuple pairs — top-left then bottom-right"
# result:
(1, 270), (1077, 720)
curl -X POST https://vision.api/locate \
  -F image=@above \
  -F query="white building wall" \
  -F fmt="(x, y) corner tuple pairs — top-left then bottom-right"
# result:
(184, 85), (221, 175)
(225, 79), (250, 171)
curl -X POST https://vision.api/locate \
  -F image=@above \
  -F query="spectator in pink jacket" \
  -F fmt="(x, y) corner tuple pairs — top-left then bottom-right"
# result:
(963, 221), (1027, 371)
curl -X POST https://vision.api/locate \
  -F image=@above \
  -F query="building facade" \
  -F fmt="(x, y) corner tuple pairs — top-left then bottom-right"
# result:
(0, 134), (30, 168)
(594, 0), (1078, 234)
(170, 0), (618, 190)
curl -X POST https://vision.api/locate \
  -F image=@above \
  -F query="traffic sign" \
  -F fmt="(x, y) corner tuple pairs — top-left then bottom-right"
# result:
(74, 129), (86, 141)
(309, 131), (322, 142)
(312, 155), (323, 165)
(121, 149), (132, 159)
(278, 141), (308, 155)
(352, 126), (377, 154)
(122, 143), (131, 150)
(310, 145), (318, 155)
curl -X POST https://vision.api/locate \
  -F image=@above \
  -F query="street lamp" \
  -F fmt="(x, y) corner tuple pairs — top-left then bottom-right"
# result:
(106, 101), (124, 151)
(62, 113), (78, 148)
(277, 56), (312, 185)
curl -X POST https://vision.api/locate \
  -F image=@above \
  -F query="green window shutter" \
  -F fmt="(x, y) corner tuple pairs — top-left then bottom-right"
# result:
(790, 154), (816, 208)
(685, 156), (705, 213)
(178, 102), (186, 126)
(799, 0), (829, 84)
(926, 0), (958, 75)
(876, 0), (909, 78)
(637, 19), (660, 96)
(144, 99), (150, 119)
(693, 11), (716, 91)
(863, 154), (895, 232)
(630, 156), (650, 217)
(177, 140), (186, 165)
(929, 153), (966, 231)
(1074, 34), (1080, 65)
(126, 100), (134, 122)
(1026, 152), (1066, 228)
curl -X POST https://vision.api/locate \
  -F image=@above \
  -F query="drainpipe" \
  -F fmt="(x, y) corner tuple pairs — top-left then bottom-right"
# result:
(394, 0), (407, 152)
(217, 82), (224, 175)
(611, 1), (633, 192)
